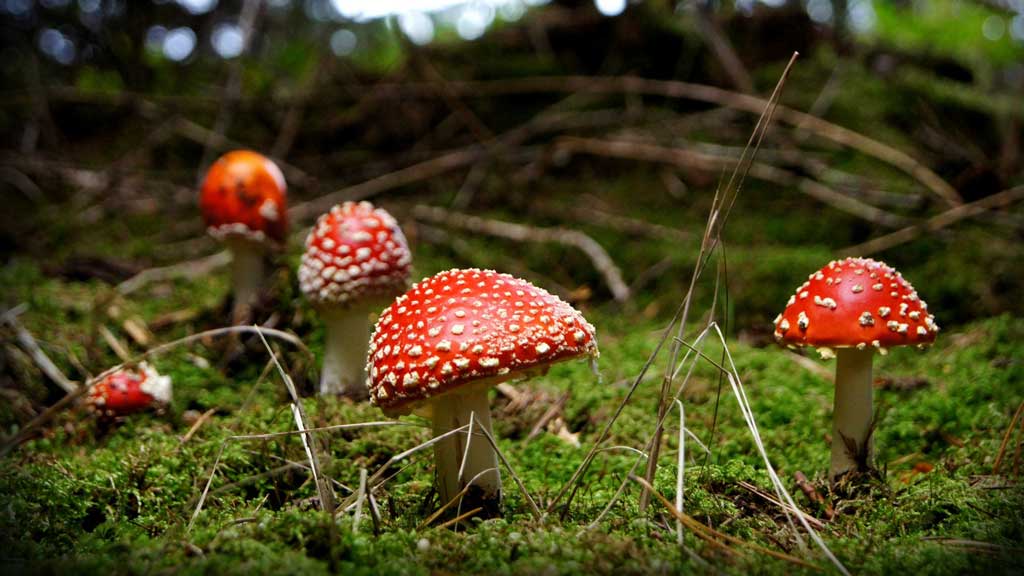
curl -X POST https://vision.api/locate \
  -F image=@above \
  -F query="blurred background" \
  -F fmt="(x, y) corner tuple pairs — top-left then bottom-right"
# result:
(1, 0), (1022, 331)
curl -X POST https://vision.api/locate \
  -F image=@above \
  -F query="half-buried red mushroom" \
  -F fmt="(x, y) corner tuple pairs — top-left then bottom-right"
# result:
(86, 362), (172, 418)
(368, 268), (598, 517)
(774, 257), (938, 484)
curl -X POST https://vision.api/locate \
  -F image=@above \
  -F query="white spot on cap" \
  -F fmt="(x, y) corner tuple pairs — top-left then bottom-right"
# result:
(259, 198), (279, 221)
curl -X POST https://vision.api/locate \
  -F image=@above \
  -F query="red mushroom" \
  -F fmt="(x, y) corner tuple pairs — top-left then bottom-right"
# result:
(298, 202), (411, 398)
(199, 150), (288, 323)
(86, 362), (172, 418)
(774, 257), (938, 482)
(367, 268), (598, 516)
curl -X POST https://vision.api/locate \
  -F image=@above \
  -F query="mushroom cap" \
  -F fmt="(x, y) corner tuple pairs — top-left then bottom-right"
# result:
(298, 201), (412, 309)
(86, 362), (172, 417)
(367, 268), (598, 415)
(774, 257), (938, 357)
(199, 150), (288, 246)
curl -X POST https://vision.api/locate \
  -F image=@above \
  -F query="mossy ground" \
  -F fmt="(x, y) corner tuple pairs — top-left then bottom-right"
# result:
(3, 171), (1022, 574)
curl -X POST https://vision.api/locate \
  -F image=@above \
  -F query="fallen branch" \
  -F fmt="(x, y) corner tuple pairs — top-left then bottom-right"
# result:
(116, 250), (232, 296)
(555, 137), (909, 228)
(840, 185), (1024, 256)
(288, 148), (484, 222)
(411, 204), (630, 302)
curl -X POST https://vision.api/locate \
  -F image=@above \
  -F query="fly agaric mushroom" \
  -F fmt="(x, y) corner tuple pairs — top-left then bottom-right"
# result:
(86, 362), (172, 418)
(298, 201), (411, 398)
(773, 257), (938, 483)
(199, 150), (288, 323)
(367, 268), (598, 517)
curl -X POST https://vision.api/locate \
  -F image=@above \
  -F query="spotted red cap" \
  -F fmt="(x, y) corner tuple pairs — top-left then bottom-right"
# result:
(199, 150), (288, 245)
(367, 268), (598, 415)
(774, 257), (938, 357)
(298, 201), (412, 308)
(86, 362), (172, 417)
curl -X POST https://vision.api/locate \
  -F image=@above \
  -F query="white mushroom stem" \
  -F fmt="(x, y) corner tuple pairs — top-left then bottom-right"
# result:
(319, 306), (371, 398)
(831, 348), (875, 481)
(431, 388), (502, 513)
(226, 237), (267, 323)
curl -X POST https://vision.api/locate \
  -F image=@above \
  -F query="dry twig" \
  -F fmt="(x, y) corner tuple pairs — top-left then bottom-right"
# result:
(841, 185), (1024, 256)
(411, 204), (630, 302)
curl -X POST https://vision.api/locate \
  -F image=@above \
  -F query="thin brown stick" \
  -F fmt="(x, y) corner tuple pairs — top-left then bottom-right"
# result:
(993, 400), (1024, 475)
(736, 480), (826, 530)
(840, 185), (1024, 256)
(98, 324), (132, 363)
(417, 481), (479, 529)
(632, 475), (821, 570)
(525, 391), (571, 443)
(795, 471), (835, 521)
(411, 204), (630, 302)
(288, 148), (484, 222)
(117, 251), (232, 296)
(434, 507), (484, 530)
(180, 408), (218, 445)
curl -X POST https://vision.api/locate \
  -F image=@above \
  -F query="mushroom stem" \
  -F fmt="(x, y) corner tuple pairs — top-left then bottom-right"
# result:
(226, 238), (267, 324)
(831, 348), (875, 481)
(320, 307), (371, 398)
(431, 388), (501, 518)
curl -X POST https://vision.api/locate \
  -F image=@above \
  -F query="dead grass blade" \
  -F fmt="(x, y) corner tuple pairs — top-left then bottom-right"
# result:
(335, 424), (471, 513)
(187, 442), (227, 532)
(254, 328), (334, 514)
(229, 421), (418, 441)
(640, 52), (800, 513)
(353, 468), (368, 532)
(472, 420), (543, 521)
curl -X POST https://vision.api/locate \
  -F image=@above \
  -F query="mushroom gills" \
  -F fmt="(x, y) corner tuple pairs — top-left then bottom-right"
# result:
(431, 388), (502, 519)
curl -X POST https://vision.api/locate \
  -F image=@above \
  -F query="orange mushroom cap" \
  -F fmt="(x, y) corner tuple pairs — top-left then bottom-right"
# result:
(774, 257), (938, 357)
(199, 150), (288, 245)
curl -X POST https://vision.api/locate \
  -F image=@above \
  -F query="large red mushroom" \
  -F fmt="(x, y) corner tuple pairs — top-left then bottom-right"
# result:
(298, 201), (411, 398)
(774, 257), (938, 483)
(367, 268), (598, 516)
(199, 150), (288, 323)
